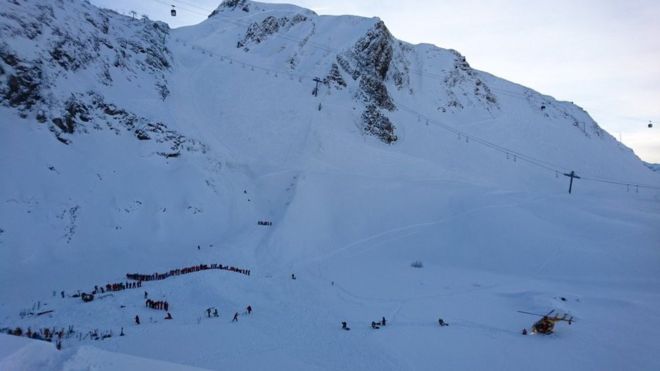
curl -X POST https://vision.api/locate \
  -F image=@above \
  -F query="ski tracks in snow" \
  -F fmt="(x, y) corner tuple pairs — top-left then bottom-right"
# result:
(306, 194), (544, 266)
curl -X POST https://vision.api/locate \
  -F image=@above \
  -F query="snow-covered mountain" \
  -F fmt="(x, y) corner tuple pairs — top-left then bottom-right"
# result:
(1, 1), (659, 370)
(645, 162), (660, 172)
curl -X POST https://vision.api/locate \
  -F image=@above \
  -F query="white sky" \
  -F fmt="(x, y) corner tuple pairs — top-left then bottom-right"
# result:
(91, 0), (660, 163)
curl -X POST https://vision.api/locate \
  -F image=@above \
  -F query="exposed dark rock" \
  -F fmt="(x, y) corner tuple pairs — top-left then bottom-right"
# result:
(214, 0), (250, 14)
(359, 75), (394, 110)
(323, 63), (346, 89)
(135, 129), (150, 140)
(237, 14), (307, 50)
(158, 151), (180, 158)
(1, 58), (43, 110)
(0, 0), (171, 119)
(353, 21), (393, 80)
(338, 21), (396, 111)
(361, 104), (397, 143)
(438, 51), (498, 113)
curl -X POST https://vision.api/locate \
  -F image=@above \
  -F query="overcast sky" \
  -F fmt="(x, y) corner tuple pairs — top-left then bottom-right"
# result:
(91, 0), (660, 163)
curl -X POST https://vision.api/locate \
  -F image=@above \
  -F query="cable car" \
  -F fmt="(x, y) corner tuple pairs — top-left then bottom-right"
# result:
(171, 5), (176, 17)
(649, 121), (653, 128)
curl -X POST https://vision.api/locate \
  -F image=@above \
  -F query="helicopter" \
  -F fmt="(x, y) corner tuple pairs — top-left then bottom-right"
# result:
(518, 309), (574, 335)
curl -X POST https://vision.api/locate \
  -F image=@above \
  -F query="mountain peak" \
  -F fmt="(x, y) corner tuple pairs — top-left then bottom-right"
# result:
(209, 0), (316, 18)
(215, 0), (251, 13)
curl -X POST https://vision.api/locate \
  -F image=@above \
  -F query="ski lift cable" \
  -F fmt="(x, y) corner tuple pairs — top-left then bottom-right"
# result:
(150, 0), (660, 191)
(397, 102), (569, 172)
(153, 0), (206, 17)
(181, 39), (317, 80)
(157, 0), (658, 127)
(175, 31), (660, 191)
(396, 102), (660, 190)
(157, 0), (336, 53)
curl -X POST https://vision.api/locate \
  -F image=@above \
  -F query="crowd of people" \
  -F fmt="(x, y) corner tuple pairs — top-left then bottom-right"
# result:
(1, 325), (77, 350)
(125, 263), (251, 282)
(146, 299), (169, 311)
(94, 281), (142, 294)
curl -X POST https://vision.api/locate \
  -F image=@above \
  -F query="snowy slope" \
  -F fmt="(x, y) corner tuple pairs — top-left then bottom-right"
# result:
(0, 334), (210, 371)
(1, 1), (659, 370)
(645, 162), (660, 172)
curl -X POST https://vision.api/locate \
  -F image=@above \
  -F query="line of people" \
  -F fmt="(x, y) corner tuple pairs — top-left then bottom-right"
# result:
(126, 263), (251, 282)
(96, 281), (142, 294)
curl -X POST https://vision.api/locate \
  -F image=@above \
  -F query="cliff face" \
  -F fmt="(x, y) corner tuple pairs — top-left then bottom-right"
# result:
(0, 0), (185, 148)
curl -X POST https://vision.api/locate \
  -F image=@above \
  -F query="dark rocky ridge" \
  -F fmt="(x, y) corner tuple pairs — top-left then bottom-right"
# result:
(0, 0), (175, 147)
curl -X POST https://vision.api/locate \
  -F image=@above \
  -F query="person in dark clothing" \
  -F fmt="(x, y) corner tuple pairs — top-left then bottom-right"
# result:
(164, 302), (169, 311)
(232, 312), (239, 322)
(291, 274), (296, 280)
(144, 291), (148, 299)
(382, 317), (386, 326)
(522, 328), (528, 335)
(371, 321), (379, 329)
(213, 309), (219, 317)
(135, 315), (140, 325)
(61, 291), (65, 298)
(207, 308), (212, 318)
(120, 327), (125, 336)
(341, 321), (350, 330)
(165, 312), (172, 320)
(247, 305), (252, 314)
(438, 318), (448, 327)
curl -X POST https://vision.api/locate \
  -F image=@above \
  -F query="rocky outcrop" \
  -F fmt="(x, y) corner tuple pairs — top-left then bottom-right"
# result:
(337, 21), (401, 143)
(323, 63), (346, 89)
(237, 14), (308, 50)
(438, 50), (498, 113)
(361, 104), (397, 144)
(0, 0), (173, 144)
(48, 91), (206, 155)
(211, 0), (251, 15)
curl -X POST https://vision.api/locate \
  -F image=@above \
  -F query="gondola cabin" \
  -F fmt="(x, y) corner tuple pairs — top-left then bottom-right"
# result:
(171, 6), (176, 17)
